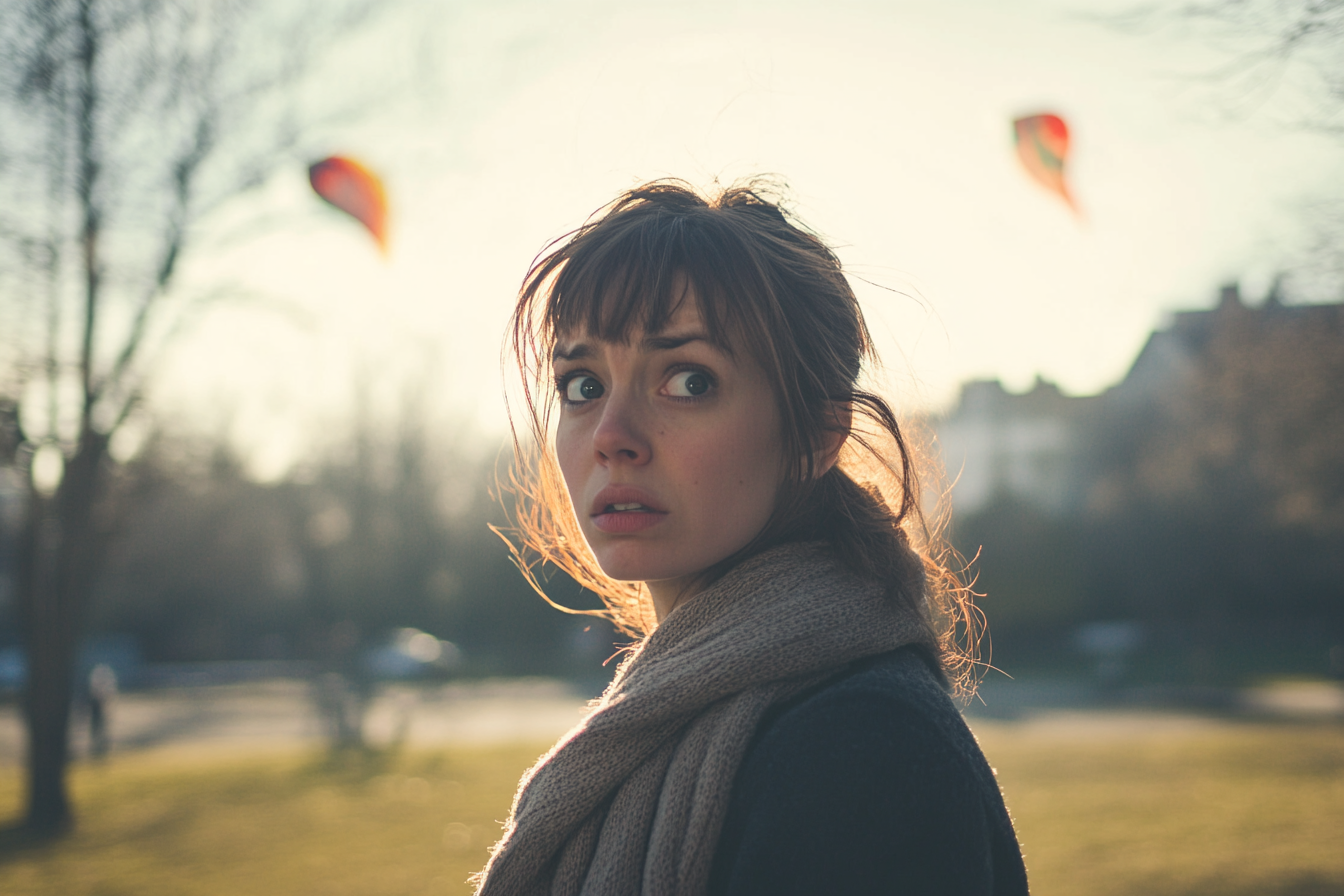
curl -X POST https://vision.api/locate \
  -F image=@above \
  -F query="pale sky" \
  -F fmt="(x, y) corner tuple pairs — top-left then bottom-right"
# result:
(149, 0), (1343, 480)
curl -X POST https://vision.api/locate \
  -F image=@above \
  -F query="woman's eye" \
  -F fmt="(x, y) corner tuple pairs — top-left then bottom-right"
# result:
(666, 370), (712, 398)
(564, 375), (605, 403)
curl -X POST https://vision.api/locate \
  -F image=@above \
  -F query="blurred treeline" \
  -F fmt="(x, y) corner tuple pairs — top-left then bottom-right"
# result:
(0, 404), (612, 680)
(949, 290), (1344, 684)
(4, 289), (1342, 687)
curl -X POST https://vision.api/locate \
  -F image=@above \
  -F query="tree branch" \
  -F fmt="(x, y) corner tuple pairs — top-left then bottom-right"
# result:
(93, 111), (214, 407)
(75, 0), (100, 431)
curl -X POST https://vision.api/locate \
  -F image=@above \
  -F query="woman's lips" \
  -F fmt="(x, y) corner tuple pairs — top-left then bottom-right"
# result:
(589, 486), (668, 533)
(591, 507), (668, 533)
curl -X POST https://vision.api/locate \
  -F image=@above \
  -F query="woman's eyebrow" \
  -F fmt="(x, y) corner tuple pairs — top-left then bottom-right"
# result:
(643, 331), (713, 352)
(553, 343), (592, 362)
(553, 331), (715, 362)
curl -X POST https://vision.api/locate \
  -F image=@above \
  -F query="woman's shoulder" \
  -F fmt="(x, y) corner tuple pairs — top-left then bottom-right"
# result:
(747, 646), (990, 791)
(709, 646), (1029, 896)
(808, 645), (954, 715)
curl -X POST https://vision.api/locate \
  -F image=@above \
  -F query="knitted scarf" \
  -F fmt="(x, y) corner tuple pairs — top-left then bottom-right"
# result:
(473, 541), (935, 896)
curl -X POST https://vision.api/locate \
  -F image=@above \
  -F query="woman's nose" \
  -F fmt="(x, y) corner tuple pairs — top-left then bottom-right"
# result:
(592, 395), (651, 465)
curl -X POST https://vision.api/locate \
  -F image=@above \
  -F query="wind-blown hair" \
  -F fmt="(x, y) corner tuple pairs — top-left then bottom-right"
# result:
(502, 179), (980, 691)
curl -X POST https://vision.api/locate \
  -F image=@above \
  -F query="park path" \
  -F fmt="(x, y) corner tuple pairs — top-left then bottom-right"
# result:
(0, 675), (1339, 764)
(0, 678), (594, 763)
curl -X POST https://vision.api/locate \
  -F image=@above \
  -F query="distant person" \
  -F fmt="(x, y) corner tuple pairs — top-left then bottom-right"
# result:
(87, 663), (117, 759)
(474, 181), (1029, 895)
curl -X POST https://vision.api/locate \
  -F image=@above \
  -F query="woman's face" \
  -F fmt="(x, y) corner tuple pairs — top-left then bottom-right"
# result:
(552, 295), (785, 609)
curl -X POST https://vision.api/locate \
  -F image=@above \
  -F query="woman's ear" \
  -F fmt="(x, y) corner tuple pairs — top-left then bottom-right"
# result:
(815, 401), (852, 478)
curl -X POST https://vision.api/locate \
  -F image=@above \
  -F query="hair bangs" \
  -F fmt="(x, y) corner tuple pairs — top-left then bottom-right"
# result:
(547, 237), (687, 348)
(543, 206), (780, 362)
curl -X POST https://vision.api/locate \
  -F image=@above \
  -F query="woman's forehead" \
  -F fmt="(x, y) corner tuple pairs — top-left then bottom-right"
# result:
(553, 293), (732, 353)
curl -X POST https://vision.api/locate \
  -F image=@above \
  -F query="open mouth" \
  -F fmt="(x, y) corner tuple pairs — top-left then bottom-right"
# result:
(590, 491), (668, 533)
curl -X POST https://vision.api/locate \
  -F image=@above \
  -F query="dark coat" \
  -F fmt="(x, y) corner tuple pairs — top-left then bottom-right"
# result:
(707, 647), (1030, 895)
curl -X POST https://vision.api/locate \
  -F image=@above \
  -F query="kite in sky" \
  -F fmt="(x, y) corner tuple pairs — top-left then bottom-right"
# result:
(1012, 113), (1077, 214)
(308, 155), (389, 252)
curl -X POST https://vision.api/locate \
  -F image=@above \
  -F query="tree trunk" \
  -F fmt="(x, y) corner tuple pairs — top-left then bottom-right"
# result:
(18, 429), (109, 836)
(14, 0), (111, 836)
(22, 565), (77, 834)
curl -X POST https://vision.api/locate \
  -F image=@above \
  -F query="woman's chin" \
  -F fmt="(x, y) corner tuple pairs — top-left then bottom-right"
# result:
(591, 543), (692, 585)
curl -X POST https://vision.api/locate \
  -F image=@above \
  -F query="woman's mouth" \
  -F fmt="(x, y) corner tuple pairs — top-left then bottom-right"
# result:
(591, 495), (668, 533)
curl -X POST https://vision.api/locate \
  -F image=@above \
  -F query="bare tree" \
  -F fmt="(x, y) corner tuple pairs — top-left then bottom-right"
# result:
(1185, 1), (1344, 293)
(0, 0), (378, 836)
(1117, 1), (1344, 295)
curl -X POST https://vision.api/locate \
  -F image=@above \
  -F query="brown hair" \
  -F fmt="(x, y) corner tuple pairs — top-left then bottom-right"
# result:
(501, 178), (980, 691)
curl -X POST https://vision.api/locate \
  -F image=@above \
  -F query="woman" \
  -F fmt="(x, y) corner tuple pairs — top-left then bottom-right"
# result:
(475, 180), (1029, 896)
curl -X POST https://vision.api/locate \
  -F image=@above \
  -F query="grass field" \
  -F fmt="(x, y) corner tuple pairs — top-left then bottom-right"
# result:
(0, 718), (1341, 896)
(975, 720), (1344, 896)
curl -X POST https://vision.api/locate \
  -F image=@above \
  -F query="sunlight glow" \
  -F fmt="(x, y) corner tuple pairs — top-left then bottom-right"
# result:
(145, 0), (1341, 478)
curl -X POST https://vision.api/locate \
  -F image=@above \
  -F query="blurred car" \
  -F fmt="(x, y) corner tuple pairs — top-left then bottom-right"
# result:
(361, 627), (462, 681)
(0, 634), (143, 695)
(0, 646), (24, 694)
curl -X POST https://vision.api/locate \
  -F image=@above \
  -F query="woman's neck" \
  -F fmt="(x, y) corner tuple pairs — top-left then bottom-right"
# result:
(647, 575), (704, 623)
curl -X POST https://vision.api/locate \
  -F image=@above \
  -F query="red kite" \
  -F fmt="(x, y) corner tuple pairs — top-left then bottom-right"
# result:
(1012, 113), (1077, 214)
(309, 155), (389, 252)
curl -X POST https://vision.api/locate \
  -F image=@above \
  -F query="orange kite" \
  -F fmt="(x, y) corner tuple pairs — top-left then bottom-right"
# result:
(309, 155), (389, 252)
(1012, 113), (1077, 214)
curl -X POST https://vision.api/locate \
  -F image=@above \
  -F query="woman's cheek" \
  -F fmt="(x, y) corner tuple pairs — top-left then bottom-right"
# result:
(554, 423), (589, 499)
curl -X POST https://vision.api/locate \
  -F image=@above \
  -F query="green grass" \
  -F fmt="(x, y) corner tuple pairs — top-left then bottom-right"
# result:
(976, 720), (1344, 896)
(0, 720), (1341, 895)
(0, 744), (541, 896)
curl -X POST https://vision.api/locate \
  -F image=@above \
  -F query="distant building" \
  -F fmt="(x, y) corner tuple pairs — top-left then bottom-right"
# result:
(934, 282), (1344, 520)
(934, 376), (1099, 516)
(1111, 281), (1344, 410)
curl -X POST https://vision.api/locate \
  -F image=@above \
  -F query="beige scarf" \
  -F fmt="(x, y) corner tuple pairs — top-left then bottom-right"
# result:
(473, 542), (934, 896)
